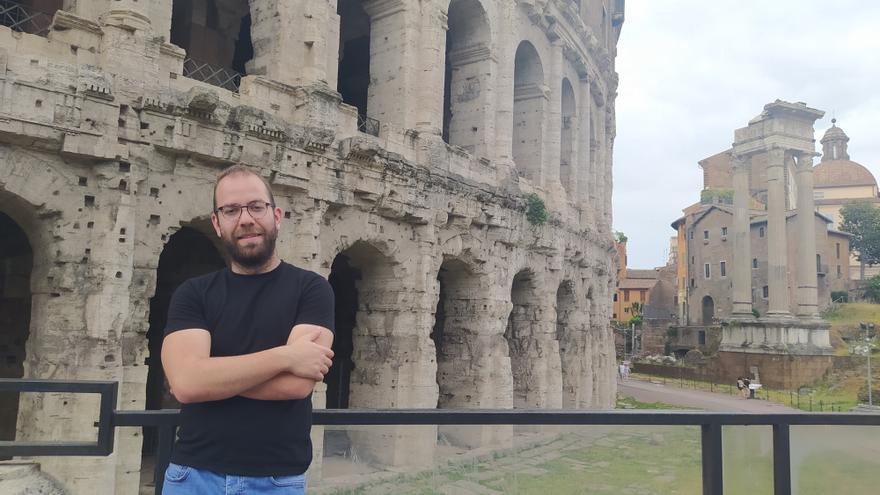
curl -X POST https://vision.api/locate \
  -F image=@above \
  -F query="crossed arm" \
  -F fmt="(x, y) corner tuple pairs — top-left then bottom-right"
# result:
(161, 324), (334, 404)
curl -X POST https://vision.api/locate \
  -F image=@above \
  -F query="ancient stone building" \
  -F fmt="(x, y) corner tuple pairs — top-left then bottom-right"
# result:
(0, 0), (624, 493)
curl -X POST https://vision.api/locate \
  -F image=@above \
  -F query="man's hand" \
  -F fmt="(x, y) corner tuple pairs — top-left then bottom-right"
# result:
(283, 328), (334, 380)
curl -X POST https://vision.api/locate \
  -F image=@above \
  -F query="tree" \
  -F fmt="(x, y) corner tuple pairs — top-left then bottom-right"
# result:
(840, 201), (880, 280)
(614, 231), (628, 243)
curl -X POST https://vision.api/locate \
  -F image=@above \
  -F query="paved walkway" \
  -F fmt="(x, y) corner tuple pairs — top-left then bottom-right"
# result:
(618, 378), (798, 412)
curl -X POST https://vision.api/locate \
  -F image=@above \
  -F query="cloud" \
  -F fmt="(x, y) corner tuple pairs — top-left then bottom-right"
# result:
(613, 0), (880, 268)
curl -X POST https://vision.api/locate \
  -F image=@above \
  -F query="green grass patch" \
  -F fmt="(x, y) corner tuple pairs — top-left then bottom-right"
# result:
(616, 395), (694, 410)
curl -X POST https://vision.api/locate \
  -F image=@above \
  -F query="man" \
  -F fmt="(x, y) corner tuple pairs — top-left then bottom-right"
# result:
(161, 165), (335, 494)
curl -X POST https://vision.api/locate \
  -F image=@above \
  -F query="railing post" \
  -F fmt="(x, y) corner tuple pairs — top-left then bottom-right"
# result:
(701, 422), (723, 495)
(154, 424), (177, 495)
(772, 424), (792, 495)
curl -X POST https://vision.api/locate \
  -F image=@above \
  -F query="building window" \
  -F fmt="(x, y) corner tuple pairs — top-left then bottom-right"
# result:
(720, 261), (727, 277)
(722, 227), (728, 236)
(814, 191), (825, 199)
(624, 307), (629, 313)
(624, 290), (630, 302)
(837, 265), (841, 277)
(640, 289), (647, 300)
(703, 230), (709, 240)
(762, 285), (769, 298)
(613, 313), (617, 319)
(613, 293), (618, 302)
(689, 230), (694, 240)
(704, 263), (710, 279)
(836, 242), (841, 259)
(691, 256), (694, 265)
(690, 278), (695, 288)
(759, 227), (765, 238)
(698, 330), (706, 345)
(817, 254), (822, 273)
(752, 258), (758, 269)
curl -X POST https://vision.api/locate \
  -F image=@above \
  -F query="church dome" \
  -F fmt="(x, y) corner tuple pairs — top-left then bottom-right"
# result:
(814, 159), (877, 187)
(815, 120), (876, 188)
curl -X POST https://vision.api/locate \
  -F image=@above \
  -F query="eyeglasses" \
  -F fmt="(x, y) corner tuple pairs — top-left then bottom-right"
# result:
(215, 201), (274, 221)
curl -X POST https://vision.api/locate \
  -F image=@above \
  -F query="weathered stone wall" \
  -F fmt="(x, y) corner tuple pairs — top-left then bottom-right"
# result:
(0, 1), (622, 493)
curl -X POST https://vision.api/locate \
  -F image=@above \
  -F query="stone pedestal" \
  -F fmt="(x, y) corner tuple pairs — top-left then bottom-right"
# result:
(718, 318), (833, 389)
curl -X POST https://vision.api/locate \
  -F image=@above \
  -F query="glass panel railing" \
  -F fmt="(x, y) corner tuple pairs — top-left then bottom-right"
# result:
(314, 425), (702, 494)
(790, 425), (880, 495)
(722, 426), (773, 495)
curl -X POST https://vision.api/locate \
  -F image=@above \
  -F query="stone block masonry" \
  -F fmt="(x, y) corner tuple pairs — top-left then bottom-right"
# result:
(0, 1), (624, 493)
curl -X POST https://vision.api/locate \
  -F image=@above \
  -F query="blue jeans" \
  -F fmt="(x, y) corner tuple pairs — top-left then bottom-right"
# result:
(162, 462), (306, 494)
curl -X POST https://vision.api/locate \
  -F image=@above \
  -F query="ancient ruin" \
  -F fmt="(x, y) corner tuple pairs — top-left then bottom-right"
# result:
(0, 0), (624, 493)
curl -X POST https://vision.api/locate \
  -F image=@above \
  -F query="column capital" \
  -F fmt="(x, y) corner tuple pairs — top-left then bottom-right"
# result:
(731, 154), (751, 172)
(795, 151), (819, 171)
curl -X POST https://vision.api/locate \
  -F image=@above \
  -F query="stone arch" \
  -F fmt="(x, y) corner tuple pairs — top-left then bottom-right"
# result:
(0, 209), (33, 451)
(141, 224), (225, 461)
(512, 41), (546, 182)
(560, 78), (577, 196)
(337, 0), (372, 126)
(171, 0), (254, 85)
(442, 0), (492, 153)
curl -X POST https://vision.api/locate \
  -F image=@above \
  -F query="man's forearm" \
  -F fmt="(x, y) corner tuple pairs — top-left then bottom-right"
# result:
(240, 373), (316, 401)
(169, 347), (289, 403)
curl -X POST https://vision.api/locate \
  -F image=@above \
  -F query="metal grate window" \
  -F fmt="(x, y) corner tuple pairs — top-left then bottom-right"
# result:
(182, 58), (243, 93)
(0, 0), (54, 37)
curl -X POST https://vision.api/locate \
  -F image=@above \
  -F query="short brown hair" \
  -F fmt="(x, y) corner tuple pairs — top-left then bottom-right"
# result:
(213, 164), (276, 211)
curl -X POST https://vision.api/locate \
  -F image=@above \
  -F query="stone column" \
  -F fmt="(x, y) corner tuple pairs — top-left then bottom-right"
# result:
(544, 42), (564, 188)
(363, 0), (420, 130)
(795, 152), (820, 318)
(765, 147), (791, 317)
(413, 6), (446, 135)
(576, 77), (593, 225)
(731, 154), (753, 317)
(249, 0), (338, 87)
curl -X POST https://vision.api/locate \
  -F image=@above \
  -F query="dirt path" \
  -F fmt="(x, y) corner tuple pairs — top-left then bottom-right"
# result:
(618, 378), (799, 412)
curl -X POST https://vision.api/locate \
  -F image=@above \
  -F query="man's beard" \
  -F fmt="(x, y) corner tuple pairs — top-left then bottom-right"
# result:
(221, 225), (278, 269)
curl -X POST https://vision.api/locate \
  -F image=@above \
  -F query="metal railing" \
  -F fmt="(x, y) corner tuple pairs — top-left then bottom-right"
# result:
(1, 378), (879, 495)
(0, 0), (54, 37)
(357, 113), (380, 137)
(182, 58), (243, 93)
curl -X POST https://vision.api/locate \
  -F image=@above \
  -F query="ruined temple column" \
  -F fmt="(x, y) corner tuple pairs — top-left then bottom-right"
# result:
(766, 147), (791, 317)
(731, 154), (753, 317)
(795, 152), (820, 318)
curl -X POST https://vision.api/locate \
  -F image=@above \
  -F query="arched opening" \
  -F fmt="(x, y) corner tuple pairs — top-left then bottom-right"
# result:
(560, 78), (576, 195)
(337, 0), (371, 127)
(1, 0), (62, 36)
(0, 211), (32, 455)
(505, 269), (537, 408)
(142, 227), (224, 473)
(171, 0), (253, 90)
(701, 295), (715, 325)
(325, 254), (358, 410)
(442, 0), (490, 152)
(556, 280), (579, 408)
(512, 41), (546, 182)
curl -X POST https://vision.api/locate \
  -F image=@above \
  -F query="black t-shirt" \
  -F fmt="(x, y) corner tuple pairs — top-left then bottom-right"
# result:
(164, 261), (334, 476)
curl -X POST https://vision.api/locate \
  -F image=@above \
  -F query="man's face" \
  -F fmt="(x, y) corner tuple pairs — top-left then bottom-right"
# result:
(211, 173), (281, 270)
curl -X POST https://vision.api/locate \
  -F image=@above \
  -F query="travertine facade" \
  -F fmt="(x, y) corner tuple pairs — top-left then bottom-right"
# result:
(0, 0), (624, 493)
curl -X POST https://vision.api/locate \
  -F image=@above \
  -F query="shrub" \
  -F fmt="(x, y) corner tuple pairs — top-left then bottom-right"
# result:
(524, 193), (548, 225)
(752, 308), (760, 318)
(831, 291), (849, 303)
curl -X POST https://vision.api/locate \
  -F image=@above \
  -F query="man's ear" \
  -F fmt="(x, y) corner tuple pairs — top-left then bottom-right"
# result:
(211, 213), (222, 237)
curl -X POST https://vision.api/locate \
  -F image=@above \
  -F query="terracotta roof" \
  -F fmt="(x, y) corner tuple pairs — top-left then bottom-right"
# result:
(626, 269), (659, 279)
(619, 278), (658, 290)
(814, 159), (877, 188)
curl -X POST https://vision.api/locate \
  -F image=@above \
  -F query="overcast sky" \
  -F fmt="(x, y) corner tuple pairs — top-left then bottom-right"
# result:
(612, 0), (880, 269)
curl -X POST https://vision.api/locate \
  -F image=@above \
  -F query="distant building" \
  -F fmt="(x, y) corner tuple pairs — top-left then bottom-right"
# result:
(813, 121), (880, 279)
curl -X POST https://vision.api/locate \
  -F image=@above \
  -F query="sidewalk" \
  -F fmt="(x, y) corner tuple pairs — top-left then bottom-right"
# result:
(618, 378), (798, 412)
